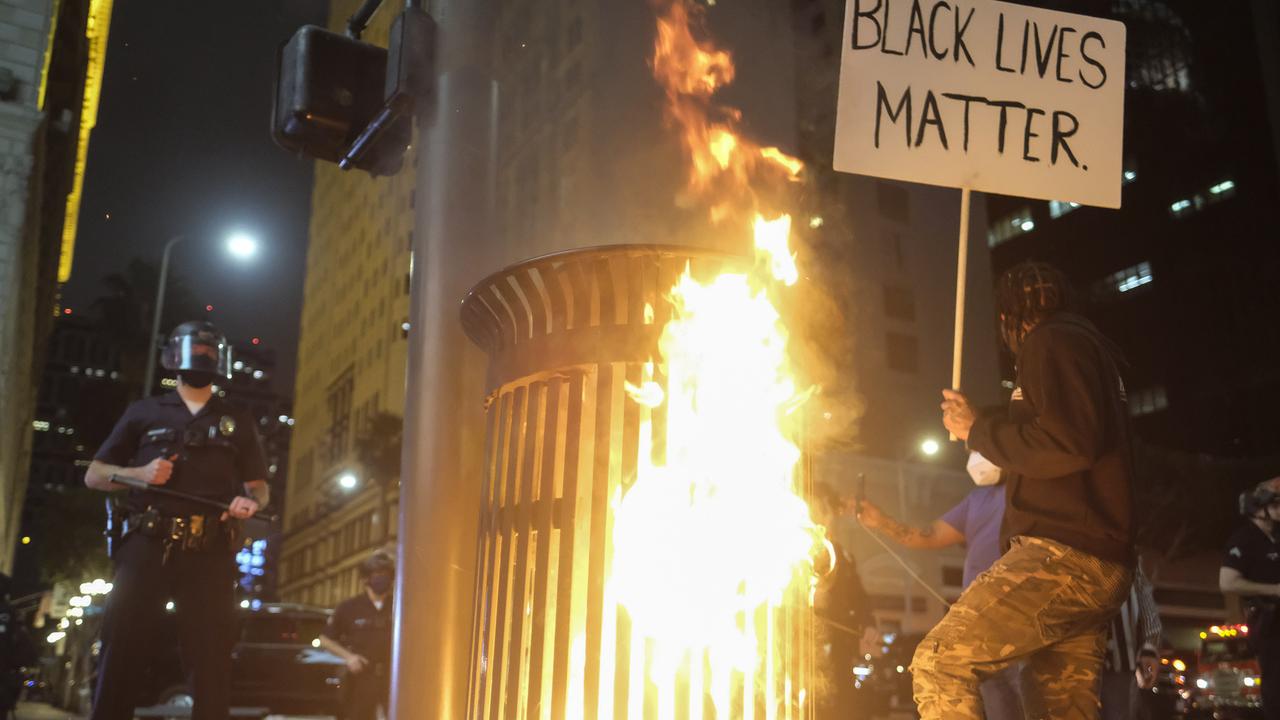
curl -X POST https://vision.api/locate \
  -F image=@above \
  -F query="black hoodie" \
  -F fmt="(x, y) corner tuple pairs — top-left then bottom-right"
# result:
(967, 313), (1136, 566)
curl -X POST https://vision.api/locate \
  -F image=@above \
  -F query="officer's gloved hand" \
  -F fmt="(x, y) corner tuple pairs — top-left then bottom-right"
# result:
(222, 496), (260, 521)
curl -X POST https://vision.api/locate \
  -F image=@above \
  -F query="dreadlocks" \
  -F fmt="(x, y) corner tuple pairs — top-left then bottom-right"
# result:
(995, 261), (1073, 354)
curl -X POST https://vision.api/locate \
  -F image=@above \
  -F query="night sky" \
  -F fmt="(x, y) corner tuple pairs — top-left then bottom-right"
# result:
(62, 1), (328, 395)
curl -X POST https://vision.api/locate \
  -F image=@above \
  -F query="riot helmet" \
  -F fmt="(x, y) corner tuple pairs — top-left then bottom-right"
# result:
(161, 321), (232, 386)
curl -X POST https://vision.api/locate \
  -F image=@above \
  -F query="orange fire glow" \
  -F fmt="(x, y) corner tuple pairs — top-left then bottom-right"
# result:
(605, 2), (820, 717)
(651, 0), (804, 222)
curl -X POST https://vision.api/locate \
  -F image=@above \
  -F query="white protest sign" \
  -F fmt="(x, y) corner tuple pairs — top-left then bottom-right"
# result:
(834, 0), (1126, 208)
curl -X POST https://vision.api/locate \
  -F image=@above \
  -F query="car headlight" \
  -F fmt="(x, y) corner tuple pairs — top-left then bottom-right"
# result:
(1195, 678), (1210, 690)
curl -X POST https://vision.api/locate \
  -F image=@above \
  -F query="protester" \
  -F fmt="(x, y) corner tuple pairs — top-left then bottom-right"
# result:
(1098, 567), (1162, 720)
(811, 482), (879, 718)
(857, 455), (1024, 720)
(913, 261), (1136, 719)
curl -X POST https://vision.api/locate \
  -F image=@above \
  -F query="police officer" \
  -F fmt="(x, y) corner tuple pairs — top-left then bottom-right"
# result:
(319, 551), (394, 720)
(85, 321), (269, 720)
(1220, 479), (1280, 720)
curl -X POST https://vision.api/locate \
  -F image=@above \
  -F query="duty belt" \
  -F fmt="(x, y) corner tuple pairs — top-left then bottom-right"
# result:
(123, 508), (240, 562)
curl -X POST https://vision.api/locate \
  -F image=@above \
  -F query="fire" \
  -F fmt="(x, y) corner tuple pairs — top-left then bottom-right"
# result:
(651, 0), (803, 220)
(611, 219), (817, 717)
(605, 2), (820, 717)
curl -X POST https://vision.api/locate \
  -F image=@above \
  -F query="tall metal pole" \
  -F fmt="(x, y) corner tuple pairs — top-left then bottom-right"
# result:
(142, 235), (184, 397)
(393, 0), (498, 716)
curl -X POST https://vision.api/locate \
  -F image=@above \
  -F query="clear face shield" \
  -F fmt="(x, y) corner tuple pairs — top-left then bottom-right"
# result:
(162, 334), (233, 379)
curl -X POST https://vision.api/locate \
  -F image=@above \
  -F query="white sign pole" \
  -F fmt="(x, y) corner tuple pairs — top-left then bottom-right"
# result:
(832, 0), (1126, 441)
(951, 186), (971, 441)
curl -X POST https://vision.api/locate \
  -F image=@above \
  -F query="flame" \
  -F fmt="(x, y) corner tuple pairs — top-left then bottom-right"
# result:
(651, 0), (803, 221)
(598, 2), (820, 717)
(754, 215), (799, 287)
(612, 220), (817, 718)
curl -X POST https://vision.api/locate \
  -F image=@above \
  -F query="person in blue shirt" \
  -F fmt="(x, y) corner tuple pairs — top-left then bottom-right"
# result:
(855, 474), (1023, 720)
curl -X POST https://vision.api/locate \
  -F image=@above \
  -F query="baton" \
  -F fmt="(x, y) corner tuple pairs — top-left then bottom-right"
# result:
(110, 474), (279, 524)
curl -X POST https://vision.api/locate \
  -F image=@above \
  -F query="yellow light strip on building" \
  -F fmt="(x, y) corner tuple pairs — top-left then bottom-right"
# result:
(58, 0), (115, 284)
(36, 0), (64, 111)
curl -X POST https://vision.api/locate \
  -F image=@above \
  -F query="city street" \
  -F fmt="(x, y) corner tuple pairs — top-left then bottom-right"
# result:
(13, 704), (336, 720)
(3, 0), (1280, 717)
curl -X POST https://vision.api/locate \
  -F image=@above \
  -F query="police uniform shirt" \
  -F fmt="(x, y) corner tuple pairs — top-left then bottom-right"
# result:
(1223, 522), (1280, 598)
(94, 392), (269, 516)
(325, 595), (393, 669)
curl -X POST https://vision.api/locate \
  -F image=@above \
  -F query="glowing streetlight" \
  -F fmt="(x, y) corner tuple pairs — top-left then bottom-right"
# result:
(143, 231), (263, 396)
(226, 233), (258, 260)
(920, 438), (941, 456)
(338, 472), (359, 491)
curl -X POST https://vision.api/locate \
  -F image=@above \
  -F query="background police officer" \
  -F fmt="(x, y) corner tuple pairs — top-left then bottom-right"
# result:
(85, 321), (269, 720)
(1220, 479), (1280, 720)
(320, 551), (394, 720)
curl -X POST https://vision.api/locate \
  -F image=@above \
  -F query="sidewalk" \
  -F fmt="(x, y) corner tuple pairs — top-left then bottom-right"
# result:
(14, 703), (83, 720)
(12, 704), (331, 720)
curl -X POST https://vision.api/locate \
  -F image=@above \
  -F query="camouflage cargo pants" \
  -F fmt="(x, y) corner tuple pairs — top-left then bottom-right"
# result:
(912, 536), (1132, 720)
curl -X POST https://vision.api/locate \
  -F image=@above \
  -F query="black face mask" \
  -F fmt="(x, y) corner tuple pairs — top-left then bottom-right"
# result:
(367, 573), (393, 596)
(178, 371), (215, 388)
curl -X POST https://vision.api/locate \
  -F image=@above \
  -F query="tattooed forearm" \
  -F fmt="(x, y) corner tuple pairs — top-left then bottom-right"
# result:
(875, 516), (937, 548)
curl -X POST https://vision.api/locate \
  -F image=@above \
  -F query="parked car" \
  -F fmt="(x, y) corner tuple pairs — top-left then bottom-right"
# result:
(53, 602), (345, 717)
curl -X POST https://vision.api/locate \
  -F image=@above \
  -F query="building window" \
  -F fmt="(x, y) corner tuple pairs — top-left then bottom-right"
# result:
(882, 285), (916, 321)
(1129, 386), (1169, 416)
(1094, 261), (1154, 298)
(1048, 200), (1080, 219)
(885, 333), (919, 373)
(326, 367), (355, 465)
(296, 451), (314, 491)
(1170, 179), (1236, 219)
(566, 16), (582, 49)
(987, 207), (1035, 248)
(1208, 179), (1237, 200)
(1169, 195), (1203, 218)
(941, 566), (964, 588)
(564, 62), (581, 89)
(876, 182), (910, 224)
(882, 230), (905, 270)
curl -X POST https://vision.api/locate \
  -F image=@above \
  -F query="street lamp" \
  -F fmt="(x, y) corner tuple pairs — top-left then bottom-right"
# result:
(896, 437), (942, 631)
(338, 472), (359, 491)
(142, 233), (260, 396)
(227, 233), (258, 260)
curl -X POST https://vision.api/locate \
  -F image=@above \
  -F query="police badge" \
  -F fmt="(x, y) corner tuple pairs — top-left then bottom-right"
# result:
(218, 415), (237, 437)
